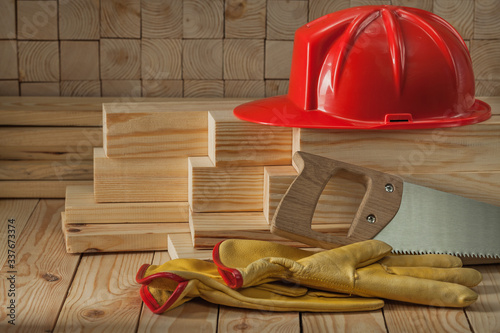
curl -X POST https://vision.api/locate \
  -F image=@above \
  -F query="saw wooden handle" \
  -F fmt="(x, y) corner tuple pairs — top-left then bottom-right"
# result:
(271, 151), (404, 248)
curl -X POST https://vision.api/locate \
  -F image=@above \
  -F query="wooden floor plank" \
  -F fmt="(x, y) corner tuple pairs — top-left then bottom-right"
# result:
(0, 200), (81, 331)
(0, 199), (38, 267)
(53, 251), (153, 332)
(137, 251), (219, 332)
(218, 306), (300, 333)
(466, 265), (500, 332)
(302, 311), (387, 333)
(383, 301), (471, 333)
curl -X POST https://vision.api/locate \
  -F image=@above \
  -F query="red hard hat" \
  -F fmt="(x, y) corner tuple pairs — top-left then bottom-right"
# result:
(234, 5), (491, 129)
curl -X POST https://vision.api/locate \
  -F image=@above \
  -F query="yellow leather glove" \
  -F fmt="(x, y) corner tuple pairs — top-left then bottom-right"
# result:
(213, 239), (482, 308)
(136, 258), (384, 314)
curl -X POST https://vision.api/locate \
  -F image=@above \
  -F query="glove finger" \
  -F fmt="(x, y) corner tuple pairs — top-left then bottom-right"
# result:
(356, 265), (478, 307)
(379, 254), (462, 268)
(384, 266), (482, 287)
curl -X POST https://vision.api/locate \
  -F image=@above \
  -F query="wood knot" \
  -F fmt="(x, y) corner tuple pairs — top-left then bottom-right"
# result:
(225, 0), (246, 20)
(42, 272), (60, 282)
(83, 309), (105, 319)
(67, 228), (81, 233)
(234, 322), (250, 330)
(84, 248), (101, 253)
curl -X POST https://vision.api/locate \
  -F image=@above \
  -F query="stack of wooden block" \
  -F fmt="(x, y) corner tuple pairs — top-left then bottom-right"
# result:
(62, 97), (500, 258)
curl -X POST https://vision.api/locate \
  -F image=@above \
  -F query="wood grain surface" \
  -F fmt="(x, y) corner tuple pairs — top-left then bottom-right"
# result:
(65, 185), (189, 223)
(189, 157), (264, 212)
(61, 81), (102, 97)
(225, 0), (266, 38)
(265, 41), (294, 79)
(59, 0), (100, 40)
(167, 233), (211, 260)
(309, 0), (350, 21)
(61, 41), (100, 81)
(302, 310), (386, 333)
(183, 0), (224, 39)
(0, 0), (15, 39)
(142, 39), (182, 80)
(182, 40), (223, 80)
(0, 160), (93, 180)
(101, 0), (140, 38)
(434, 0), (474, 39)
(18, 41), (59, 82)
(209, 110), (292, 167)
(266, 0), (308, 40)
(0, 200), (81, 331)
(142, 80), (184, 98)
(224, 80), (265, 98)
(224, 39), (264, 80)
(218, 306), (300, 333)
(20, 82), (60, 97)
(100, 39), (141, 80)
(141, 0), (183, 39)
(184, 80), (224, 98)
(0, 180), (93, 198)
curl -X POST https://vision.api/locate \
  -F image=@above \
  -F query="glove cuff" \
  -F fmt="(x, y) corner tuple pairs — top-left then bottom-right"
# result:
(136, 264), (189, 314)
(213, 241), (244, 289)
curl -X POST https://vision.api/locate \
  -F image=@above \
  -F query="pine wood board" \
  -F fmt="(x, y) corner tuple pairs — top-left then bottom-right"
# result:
(182, 0), (224, 38)
(62, 213), (190, 253)
(167, 233), (211, 260)
(0, 146), (95, 160)
(224, 0), (266, 39)
(0, 199), (38, 268)
(383, 301), (471, 332)
(0, 127), (102, 149)
(0, 160), (93, 180)
(218, 306), (300, 332)
(466, 265), (500, 332)
(208, 110), (292, 166)
(103, 100), (248, 158)
(0, 200), (81, 332)
(53, 251), (152, 332)
(293, 115), (500, 174)
(302, 310), (386, 333)
(189, 210), (309, 248)
(59, 0), (100, 40)
(65, 185), (189, 224)
(189, 157), (264, 212)
(94, 148), (188, 202)
(0, 180), (93, 198)
(137, 251), (219, 332)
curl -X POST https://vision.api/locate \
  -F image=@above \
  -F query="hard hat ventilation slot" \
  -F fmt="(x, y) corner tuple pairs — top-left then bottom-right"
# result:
(385, 113), (413, 123)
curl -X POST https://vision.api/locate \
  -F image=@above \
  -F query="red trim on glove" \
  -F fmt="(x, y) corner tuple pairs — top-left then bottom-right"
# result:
(212, 240), (244, 289)
(136, 264), (189, 314)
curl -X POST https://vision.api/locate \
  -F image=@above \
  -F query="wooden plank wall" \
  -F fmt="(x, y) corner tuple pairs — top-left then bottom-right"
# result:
(0, 0), (499, 97)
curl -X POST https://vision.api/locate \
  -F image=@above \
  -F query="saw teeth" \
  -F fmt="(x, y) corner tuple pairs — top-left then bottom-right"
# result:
(392, 249), (500, 259)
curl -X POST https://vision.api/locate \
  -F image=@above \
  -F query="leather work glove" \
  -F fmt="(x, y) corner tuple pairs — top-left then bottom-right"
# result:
(136, 258), (384, 314)
(213, 239), (482, 308)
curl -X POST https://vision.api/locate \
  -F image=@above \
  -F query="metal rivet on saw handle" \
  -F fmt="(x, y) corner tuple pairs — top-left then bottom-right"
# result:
(366, 214), (376, 223)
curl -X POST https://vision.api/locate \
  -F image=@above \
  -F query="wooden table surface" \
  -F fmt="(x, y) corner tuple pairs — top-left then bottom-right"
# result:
(0, 199), (499, 332)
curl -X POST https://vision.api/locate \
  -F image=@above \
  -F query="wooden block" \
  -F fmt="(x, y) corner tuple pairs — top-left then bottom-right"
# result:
(142, 39), (182, 80)
(471, 40), (500, 81)
(474, 0), (500, 39)
(17, 1), (58, 40)
(225, 0), (266, 38)
(293, 113), (500, 174)
(60, 81), (101, 97)
(61, 41), (99, 80)
(62, 214), (190, 253)
(183, 0), (224, 38)
(0, 81), (19, 96)
(0, 147), (93, 160)
(263, 165), (364, 229)
(224, 39), (264, 80)
(100, 0), (140, 38)
(102, 80), (142, 97)
(392, 0), (433, 11)
(434, 0), (474, 39)
(309, 0), (350, 21)
(65, 185), (189, 223)
(350, 0), (391, 5)
(224, 80), (265, 98)
(303, 310), (386, 333)
(183, 39), (223, 79)
(208, 110), (292, 166)
(94, 147), (188, 202)
(0, 0), (16, 38)
(189, 210), (308, 248)
(267, 0), (308, 40)
(0, 180), (93, 198)
(59, 0), (100, 40)
(142, 0), (182, 38)
(18, 41), (59, 82)
(265, 40), (293, 79)
(104, 100), (248, 158)
(265, 80), (289, 97)
(0, 160), (93, 180)
(167, 233), (211, 260)
(476, 80), (500, 97)
(142, 80), (183, 97)
(100, 39), (141, 80)
(189, 156), (264, 212)
(184, 80), (224, 98)
(0, 40), (17, 79)
(20, 82), (60, 96)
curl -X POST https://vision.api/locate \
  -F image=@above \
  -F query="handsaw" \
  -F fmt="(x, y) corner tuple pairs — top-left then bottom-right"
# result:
(271, 151), (500, 264)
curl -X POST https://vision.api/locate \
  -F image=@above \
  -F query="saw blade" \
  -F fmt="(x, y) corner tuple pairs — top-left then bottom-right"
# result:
(373, 182), (500, 258)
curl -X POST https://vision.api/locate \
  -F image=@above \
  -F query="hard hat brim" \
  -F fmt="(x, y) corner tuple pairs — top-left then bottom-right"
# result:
(233, 96), (491, 130)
